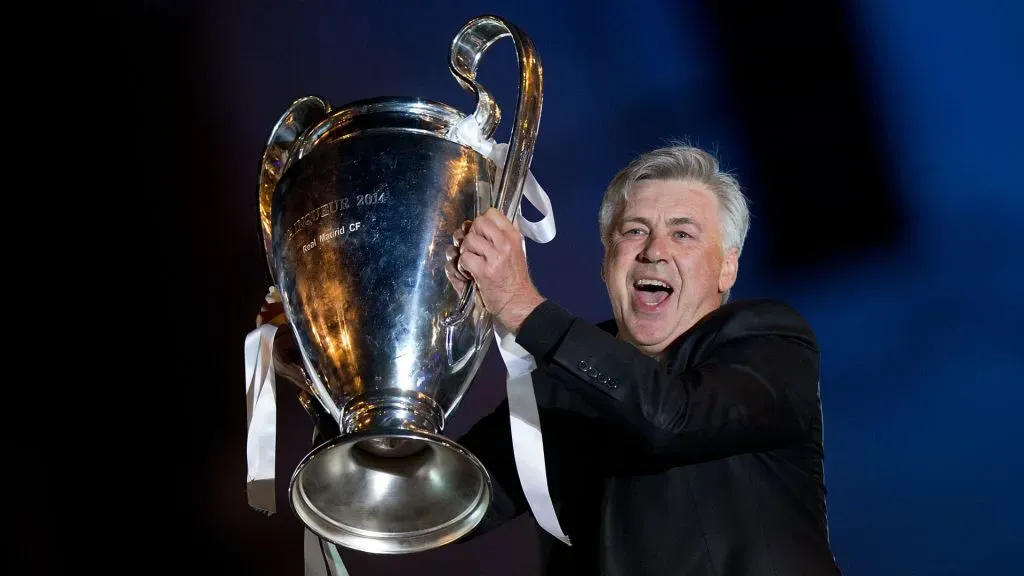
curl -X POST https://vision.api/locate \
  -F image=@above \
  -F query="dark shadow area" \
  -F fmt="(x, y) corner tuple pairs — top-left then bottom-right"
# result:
(700, 1), (909, 274)
(129, 1), (311, 572)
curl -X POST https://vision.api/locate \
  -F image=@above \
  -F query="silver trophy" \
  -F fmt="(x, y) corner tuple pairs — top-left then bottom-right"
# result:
(255, 15), (543, 554)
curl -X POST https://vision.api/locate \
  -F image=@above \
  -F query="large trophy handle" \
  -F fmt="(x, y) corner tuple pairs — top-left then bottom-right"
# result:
(443, 15), (544, 331)
(257, 96), (341, 423)
(449, 14), (543, 218)
(257, 96), (332, 281)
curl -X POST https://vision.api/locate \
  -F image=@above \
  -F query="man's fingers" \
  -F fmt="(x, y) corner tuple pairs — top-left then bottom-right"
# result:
(457, 250), (484, 278)
(445, 258), (470, 282)
(459, 209), (522, 264)
(452, 219), (472, 248)
(472, 208), (520, 250)
(468, 211), (502, 244)
(459, 228), (490, 259)
(449, 218), (473, 252)
(485, 207), (517, 231)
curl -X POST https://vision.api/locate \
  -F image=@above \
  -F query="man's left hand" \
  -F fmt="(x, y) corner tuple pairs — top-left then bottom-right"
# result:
(454, 207), (545, 334)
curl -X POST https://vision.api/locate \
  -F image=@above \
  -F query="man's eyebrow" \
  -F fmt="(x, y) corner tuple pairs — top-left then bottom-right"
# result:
(622, 215), (702, 230)
(621, 216), (651, 226)
(667, 216), (702, 231)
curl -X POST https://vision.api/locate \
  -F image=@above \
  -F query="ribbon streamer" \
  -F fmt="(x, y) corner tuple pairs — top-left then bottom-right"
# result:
(451, 115), (570, 545)
(244, 288), (284, 515)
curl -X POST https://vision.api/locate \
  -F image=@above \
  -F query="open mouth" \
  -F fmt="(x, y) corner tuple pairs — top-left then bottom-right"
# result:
(633, 278), (674, 308)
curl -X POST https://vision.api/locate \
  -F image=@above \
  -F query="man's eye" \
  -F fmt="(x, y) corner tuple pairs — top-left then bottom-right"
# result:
(674, 231), (692, 239)
(624, 228), (645, 236)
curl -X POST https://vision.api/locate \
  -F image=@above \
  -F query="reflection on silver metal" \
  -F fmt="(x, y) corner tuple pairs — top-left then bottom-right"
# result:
(255, 14), (543, 555)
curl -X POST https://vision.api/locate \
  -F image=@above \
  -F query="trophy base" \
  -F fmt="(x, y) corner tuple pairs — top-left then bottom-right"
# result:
(288, 429), (492, 555)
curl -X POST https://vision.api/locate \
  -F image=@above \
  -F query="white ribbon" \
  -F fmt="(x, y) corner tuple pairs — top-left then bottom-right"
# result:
(244, 288), (283, 514)
(448, 119), (557, 244)
(246, 292), (356, 574)
(451, 115), (570, 545)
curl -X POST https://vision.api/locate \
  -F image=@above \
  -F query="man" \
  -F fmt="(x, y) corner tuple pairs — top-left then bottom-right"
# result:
(445, 144), (842, 575)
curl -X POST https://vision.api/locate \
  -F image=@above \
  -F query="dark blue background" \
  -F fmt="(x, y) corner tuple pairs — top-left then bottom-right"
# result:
(148, 1), (1023, 574)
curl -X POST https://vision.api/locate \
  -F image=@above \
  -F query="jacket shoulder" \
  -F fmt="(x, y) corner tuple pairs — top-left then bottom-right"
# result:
(701, 298), (818, 350)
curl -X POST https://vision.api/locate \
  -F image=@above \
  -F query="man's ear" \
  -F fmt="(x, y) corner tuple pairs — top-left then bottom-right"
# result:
(718, 247), (739, 294)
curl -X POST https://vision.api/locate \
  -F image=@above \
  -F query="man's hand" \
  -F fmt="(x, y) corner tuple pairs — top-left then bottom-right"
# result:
(444, 208), (545, 334)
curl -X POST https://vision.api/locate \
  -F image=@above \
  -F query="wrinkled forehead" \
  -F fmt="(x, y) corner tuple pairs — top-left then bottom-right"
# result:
(619, 179), (722, 227)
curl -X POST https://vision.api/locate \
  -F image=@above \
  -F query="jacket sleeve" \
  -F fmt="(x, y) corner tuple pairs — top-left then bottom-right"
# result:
(453, 392), (607, 541)
(515, 299), (822, 465)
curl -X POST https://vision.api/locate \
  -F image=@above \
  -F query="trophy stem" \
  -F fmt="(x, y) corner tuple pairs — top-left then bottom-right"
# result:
(342, 390), (445, 458)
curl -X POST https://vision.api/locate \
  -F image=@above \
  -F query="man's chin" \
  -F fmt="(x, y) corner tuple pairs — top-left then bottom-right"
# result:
(622, 319), (675, 350)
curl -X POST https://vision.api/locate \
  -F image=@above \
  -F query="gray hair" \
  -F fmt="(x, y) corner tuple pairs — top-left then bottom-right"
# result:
(598, 144), (751, 302)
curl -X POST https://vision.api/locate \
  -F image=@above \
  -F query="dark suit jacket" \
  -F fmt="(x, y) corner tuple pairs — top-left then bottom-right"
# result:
(455, 298), (842, 575)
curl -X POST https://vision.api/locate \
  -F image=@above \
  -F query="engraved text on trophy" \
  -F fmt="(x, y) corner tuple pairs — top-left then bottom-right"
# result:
(285, 188), (389, 254)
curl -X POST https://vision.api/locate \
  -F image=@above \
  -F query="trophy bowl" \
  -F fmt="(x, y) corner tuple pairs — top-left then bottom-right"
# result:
(254, 15), (543, 555)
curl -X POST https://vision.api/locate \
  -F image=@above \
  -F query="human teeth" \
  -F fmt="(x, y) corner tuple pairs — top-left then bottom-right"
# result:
(635, 279), (670, 289)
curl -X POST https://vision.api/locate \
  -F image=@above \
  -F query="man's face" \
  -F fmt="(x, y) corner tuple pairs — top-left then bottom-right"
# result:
(602, 179), (739, 357)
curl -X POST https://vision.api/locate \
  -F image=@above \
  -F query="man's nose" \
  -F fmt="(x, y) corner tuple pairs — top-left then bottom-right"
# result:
(639, 232), (669, 263)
